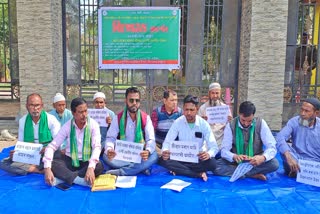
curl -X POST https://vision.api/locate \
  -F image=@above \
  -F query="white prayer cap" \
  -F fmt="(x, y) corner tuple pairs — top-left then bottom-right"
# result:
(53, 93), (66, 103)
(208, 82), (221, 91)
(93, 92), (106, 100)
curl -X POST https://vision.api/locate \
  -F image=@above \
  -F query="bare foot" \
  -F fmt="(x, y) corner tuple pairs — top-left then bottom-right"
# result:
(250, 173), (267, 181)
(200, 172), (208, 182)
(170, 171), (176, 176)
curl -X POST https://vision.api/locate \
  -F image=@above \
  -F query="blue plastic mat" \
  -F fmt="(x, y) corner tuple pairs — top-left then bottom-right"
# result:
(0, 146), (319, 214)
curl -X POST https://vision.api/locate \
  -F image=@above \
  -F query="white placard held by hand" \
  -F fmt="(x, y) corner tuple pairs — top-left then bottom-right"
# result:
(12, 141), (43, 165)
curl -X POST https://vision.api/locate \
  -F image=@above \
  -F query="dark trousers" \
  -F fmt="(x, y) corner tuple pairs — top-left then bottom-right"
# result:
(51, 154), (104, 185)
(158, 157), (216, 178)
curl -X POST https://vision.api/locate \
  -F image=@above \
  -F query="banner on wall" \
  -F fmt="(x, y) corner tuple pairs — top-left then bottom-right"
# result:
(98, 7), (181, 70)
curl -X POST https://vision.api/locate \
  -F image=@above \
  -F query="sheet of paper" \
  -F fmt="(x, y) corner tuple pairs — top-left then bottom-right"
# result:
(88, 108), (109, 127)
(297, 159), (320, 187)
(169, 141), (199, 163)
(12, 141), (43, 165)
(160, 179), (191, 192)
(229, 162), (253, 182)
(205, 105), (230, 124)
(114, 140), (143, 163)
(115, 176), (137, 188)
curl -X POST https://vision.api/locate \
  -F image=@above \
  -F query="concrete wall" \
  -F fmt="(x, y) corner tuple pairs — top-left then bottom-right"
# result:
(16, 0), (63, 114)
(238, 0), (288, 130)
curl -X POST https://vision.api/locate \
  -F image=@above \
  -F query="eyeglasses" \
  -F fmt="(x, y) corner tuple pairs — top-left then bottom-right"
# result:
(28, 104), (42, 109)
(129, 98), (140, 103)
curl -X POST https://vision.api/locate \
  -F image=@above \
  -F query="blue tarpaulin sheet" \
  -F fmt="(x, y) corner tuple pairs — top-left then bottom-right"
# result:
(0, 146), (319, 214)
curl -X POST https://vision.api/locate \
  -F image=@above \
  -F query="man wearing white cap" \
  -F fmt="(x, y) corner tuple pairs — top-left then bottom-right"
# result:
(198, 82), (232, 152)
(49, 93), (73, 127)
(93, 91), (115, 149)
(49, 93), (73, 150)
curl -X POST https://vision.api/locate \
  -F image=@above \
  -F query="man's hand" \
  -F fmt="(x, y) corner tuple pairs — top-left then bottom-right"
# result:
(9, 150), (15, 159)
(201, 115), (208, 121)
(44, 168), (55, 186)
(161, 150), (170, 160)
(106, 116), (112, 126)
(284, 151), (300, 176)
(249, 155), (266, 166)
(227, 115), (233, 122)
(232, 154), (250, 163)
(85, 167), (95, 186)
(40, 146), (46, 155)
(140, 150), (150, 161)
(198, 151), (210, 161)
(107, 149), (116, 160)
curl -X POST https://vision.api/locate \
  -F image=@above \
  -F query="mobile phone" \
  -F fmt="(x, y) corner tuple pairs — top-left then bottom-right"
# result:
(56, 182), (71, 191)
(195, 132), (203, 138)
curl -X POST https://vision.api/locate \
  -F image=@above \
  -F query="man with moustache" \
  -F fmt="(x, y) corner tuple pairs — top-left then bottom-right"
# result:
(0, 93), (60, 175)
(103, 87), (157, 176)
(159, 95), (219, 181)
(276, 97), (320, 177)
(216, 101), (279, 180)
(198, 82), (232, 150)
(43, 97), (103, 187)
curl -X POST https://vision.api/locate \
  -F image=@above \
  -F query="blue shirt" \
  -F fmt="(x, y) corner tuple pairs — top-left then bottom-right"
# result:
(276, 116), (320, 161)
(162, 115), (219, 158)
(48, 109), (73, 126)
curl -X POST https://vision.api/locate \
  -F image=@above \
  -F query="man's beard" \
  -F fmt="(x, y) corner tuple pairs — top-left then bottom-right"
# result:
(299, 116), (315, 127)
(209, 99), (219, 106)
(127, 105), (139, 113)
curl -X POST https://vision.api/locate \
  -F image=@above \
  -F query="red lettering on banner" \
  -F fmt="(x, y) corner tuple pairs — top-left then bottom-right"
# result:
(112, 20), (147, 32)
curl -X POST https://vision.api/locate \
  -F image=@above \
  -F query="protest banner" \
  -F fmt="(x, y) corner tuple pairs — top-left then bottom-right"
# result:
(114, 140), (144, 163)
(88, 108), (109, 127)
(98, 7), (181, 69)
(206, 105), (230, 124)
(297, 159), (320, 187)
(12, 141), (43, 165)
(169, 141), (199, 163)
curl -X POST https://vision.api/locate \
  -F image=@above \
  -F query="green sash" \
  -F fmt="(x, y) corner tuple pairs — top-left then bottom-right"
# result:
(235, 117), (255, 157)
(70, 118), (92, 167)
(24, 110), (52, 146)
(119, 106), (144, 143)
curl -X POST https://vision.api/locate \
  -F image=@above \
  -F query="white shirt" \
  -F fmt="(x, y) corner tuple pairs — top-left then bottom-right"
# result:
(105, 111), (156, 153)
(162, 115), (219, 158)
(221, 118), (277, 162)
(18, 112), (60, 143)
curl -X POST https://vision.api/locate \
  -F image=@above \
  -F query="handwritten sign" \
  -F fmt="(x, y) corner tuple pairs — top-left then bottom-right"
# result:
(114, 140), (144, 163)
(12, 141), (43, 165)
(206, 105), (230, 124)
(297, 159), (320, 187)
(88, 108), (109, 127)
(169, 141), (199, 163)
(229, 162), (253, 182)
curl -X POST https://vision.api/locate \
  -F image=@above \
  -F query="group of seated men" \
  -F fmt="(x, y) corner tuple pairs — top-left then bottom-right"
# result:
(0, 83), (319, 187)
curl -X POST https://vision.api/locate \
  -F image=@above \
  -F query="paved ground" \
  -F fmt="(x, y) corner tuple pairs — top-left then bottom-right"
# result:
(0, 101), (20, 151)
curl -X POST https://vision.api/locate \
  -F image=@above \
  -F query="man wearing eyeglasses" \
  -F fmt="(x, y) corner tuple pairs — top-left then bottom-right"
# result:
(159, 95), (219, 181)
(103, 87), (157, 176)
(0, 93), (60, 175)
(92, 91), (115, 150)
(151, 89), (183, 156)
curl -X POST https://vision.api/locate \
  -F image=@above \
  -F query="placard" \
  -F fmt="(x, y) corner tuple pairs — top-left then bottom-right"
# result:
(169, 141), (199, 163)
(12, 141), (43, 165)
(98, 7), (181, 69)
(88, 108), (109, 127)
(114, 140), (144, 163)
(206, 105), (230, 124)
(297, 159), (320, 187)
